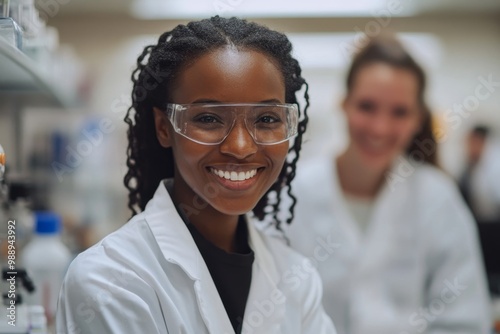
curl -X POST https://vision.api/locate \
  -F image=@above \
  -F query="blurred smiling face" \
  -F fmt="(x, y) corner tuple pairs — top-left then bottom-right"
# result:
(343, 63), (422, 171)
(154, 46), (289, 216)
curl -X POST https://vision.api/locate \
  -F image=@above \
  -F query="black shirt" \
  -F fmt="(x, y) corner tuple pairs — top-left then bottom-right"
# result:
(184, 215), (255, 333)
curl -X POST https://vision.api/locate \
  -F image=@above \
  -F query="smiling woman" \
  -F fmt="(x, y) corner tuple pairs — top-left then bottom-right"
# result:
(153, 47), (291, 220)
(283, 35), (491, 334)
(56, 16), (336, 334)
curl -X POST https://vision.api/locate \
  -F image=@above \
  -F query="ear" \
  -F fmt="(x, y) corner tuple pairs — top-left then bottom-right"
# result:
(341, 95), (349, 113)
(153, 107), (173, 148)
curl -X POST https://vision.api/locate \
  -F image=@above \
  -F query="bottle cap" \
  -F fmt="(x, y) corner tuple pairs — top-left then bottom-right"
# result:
(35, 211), (61, 234)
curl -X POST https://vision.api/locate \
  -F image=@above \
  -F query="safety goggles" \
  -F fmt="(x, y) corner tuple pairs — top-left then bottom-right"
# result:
(164, 103), (299, 145)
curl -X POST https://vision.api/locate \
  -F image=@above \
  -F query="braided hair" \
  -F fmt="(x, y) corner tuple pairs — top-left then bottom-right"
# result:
(124, 16), (309, 231)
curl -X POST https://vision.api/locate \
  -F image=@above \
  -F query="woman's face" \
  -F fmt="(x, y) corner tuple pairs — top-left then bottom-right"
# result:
(154, 46), (289, 216)
(343, 63), (422, 171)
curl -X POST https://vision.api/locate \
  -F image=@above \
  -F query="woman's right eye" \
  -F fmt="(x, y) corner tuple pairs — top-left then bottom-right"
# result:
(358, 100), (375, 112)
(193, 114), (222, 124)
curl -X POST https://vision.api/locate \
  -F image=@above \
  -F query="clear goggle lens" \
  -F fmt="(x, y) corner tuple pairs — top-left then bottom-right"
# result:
(165, 103), (299, 145)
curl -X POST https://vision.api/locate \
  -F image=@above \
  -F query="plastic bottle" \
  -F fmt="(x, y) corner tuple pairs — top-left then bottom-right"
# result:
(21, 212), (71, 325)
(28, 305), (48, 334)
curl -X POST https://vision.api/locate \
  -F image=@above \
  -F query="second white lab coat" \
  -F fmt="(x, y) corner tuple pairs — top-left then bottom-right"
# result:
(57, 180), (335, 334)
(280, 155), (491, 334)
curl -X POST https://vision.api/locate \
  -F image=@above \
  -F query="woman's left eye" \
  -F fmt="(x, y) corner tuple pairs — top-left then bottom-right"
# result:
(257, 115), (281, 123)
(393, 107), (409, 118)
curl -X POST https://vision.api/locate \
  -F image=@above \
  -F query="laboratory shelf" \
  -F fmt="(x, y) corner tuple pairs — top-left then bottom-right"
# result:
(0, 35), (81, 169)
(0, 36), (78, 109)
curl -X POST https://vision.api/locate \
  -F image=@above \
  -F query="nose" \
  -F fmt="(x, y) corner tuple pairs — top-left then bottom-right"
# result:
(370, 111), (392, 137)
(219, 121), (258, 159)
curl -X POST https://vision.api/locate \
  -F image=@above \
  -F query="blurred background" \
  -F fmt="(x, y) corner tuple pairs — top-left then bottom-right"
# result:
(2, 0), (500, 240)
(0, 0), (499, 332)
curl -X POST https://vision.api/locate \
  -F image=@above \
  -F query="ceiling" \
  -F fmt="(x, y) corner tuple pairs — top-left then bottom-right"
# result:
(37, 0), (500, 19)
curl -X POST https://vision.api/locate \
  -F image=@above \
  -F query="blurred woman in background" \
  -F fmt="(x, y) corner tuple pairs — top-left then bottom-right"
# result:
(283, 35), (491, 333)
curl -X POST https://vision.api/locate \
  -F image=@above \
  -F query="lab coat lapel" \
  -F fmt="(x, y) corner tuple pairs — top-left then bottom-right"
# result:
(195, 262), (236, 334)
(145, 181), (235, 334)
(242, 220), (286, 333)
(348, 159), (418, 332)
(330, 158), (363, 251)
(356, 158), (411, 273)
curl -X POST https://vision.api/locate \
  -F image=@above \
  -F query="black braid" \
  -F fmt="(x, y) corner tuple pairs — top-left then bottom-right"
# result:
(124, 16), (310, 230)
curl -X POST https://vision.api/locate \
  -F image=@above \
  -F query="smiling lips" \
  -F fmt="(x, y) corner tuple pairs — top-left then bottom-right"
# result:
(210, 168), (258, 181)
(363, 141), (389, 153)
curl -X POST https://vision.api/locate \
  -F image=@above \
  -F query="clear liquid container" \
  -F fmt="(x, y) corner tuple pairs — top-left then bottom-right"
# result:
(0, 16), (22, 49)
(21, 212), (71, 326)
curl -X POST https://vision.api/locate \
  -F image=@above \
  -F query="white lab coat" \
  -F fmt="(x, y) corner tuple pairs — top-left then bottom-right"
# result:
(56, 180), (336, 334)
(280, 155), (491, 334)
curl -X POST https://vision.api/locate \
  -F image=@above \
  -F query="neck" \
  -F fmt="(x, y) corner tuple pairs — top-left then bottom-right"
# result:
(336, 146), (387, 198)
(172, 183), (241, 253)
(190, 209), (241, 253)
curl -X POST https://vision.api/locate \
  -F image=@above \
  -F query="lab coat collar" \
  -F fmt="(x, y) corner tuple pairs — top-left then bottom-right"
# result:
(144, 180), (286, 333)
(325, 154), (403, 256)
(144, 179), (203, 281)
(144, 180), (234, 333)
(329, 154), (413, 272)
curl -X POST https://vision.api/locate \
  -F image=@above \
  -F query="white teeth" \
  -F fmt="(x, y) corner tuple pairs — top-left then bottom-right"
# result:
(211, 168), (258, 181)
